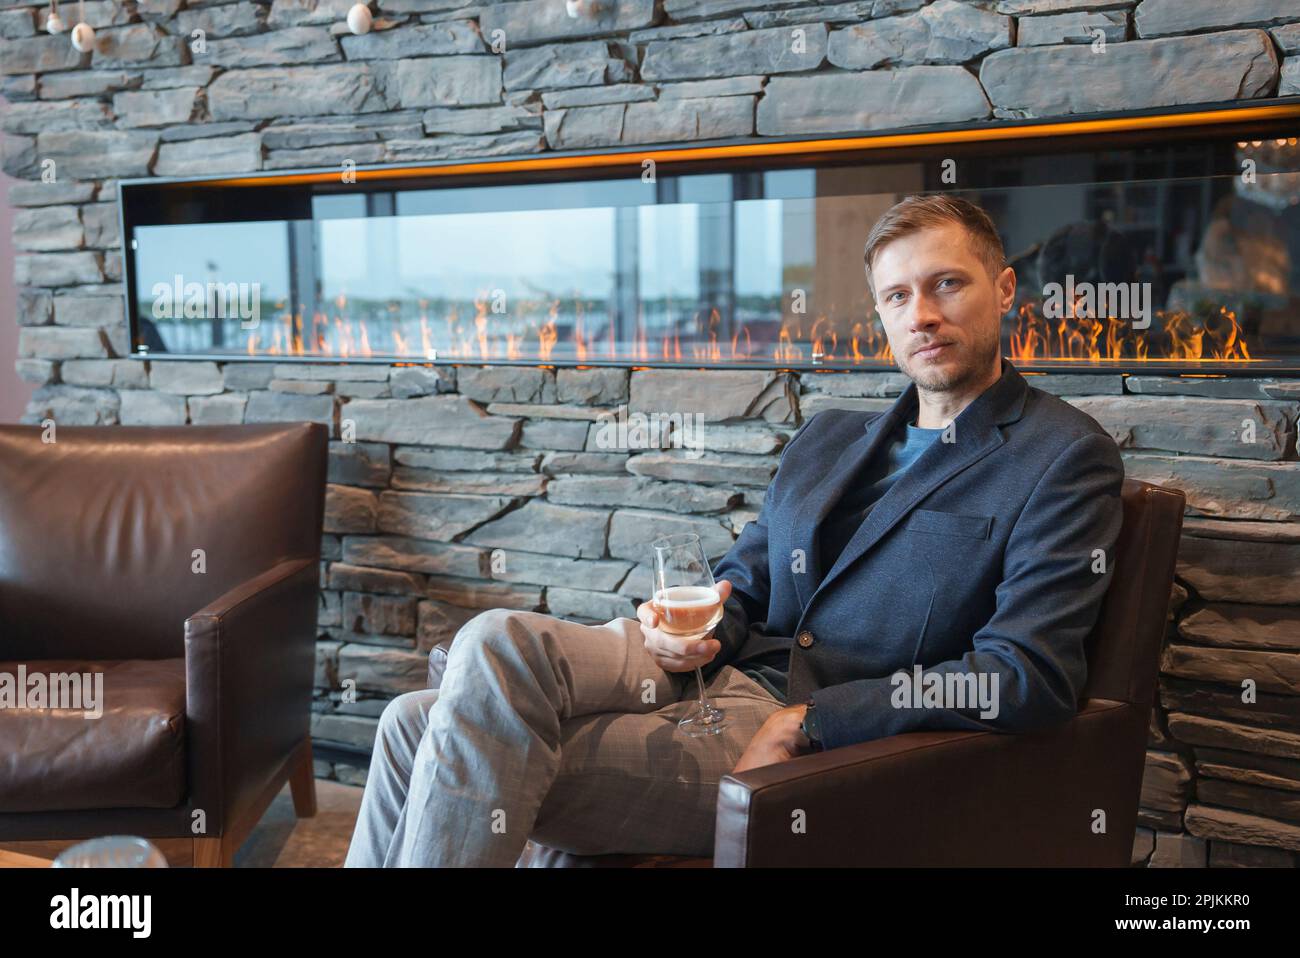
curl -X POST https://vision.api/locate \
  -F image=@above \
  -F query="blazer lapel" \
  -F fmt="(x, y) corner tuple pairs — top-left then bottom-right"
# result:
(789, 395), (914, 612)
(805, 361), (1031, 609)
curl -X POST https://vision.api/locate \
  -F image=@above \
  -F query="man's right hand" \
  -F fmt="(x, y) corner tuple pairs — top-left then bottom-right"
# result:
(636, 579), (732, 673)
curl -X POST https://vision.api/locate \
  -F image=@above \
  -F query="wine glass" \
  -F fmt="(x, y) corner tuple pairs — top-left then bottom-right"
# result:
(650, 532), (729, 738)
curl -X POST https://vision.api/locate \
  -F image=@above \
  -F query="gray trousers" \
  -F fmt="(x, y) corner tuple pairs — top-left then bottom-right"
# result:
(343, 607), (784, 867)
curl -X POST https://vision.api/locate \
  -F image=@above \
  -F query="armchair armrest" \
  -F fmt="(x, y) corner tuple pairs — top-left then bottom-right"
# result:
(713, 698), (1148, 867)
(184, 557), (320, 834)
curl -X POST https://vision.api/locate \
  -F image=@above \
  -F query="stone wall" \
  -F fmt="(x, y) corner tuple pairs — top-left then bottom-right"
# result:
(3, 0), (1300, 866)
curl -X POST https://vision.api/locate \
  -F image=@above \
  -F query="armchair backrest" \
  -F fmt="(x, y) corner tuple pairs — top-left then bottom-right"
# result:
(0, 422), (327, 661)
(1080, 478), (1186, 709)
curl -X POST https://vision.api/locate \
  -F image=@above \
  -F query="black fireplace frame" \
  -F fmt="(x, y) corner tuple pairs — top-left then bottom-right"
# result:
(118, 96), (1300, 377)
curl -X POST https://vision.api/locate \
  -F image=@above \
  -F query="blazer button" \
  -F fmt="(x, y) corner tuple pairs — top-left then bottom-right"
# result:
(797, 630), (815, 648)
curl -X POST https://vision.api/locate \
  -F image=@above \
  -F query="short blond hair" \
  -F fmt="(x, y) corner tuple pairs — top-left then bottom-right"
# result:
(863, 194), (1006, 294)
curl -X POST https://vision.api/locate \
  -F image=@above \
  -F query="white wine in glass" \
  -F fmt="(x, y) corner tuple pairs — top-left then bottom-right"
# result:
(651, 532), (729, 738)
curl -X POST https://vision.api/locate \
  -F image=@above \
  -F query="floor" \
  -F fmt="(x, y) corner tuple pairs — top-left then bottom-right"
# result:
(0, 779), (365, 868)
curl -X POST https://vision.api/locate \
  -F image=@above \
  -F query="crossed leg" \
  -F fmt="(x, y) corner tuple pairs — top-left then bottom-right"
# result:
(530, 665), (783, 858)
(344, 608), (784, 867)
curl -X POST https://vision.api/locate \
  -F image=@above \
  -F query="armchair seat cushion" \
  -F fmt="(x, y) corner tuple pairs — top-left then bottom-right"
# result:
(516, 841), (711, 867)
(0, 659), (186, 813)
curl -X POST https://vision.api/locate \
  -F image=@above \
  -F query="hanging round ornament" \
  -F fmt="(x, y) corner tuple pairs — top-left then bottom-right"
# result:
(71, 20), (94, 51)
(45, 0), (65, 34)
(346, 3), (372, 35)
(70, 2), (94, 54)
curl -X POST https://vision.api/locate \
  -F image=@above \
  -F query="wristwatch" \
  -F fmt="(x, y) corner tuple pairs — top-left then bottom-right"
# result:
(800, 698), (824, 751)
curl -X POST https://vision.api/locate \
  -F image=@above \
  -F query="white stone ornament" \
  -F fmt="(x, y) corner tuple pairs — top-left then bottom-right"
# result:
(71, 21), (94, 52)
(346, 3), (372, 35)
(45, 10), (65, 33)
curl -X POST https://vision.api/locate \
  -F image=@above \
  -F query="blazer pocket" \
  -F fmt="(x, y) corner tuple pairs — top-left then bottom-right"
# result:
(905, 508), (993, 540)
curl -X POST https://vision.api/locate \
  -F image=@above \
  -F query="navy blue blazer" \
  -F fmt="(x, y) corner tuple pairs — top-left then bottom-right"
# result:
(709, 361), (1125, 751)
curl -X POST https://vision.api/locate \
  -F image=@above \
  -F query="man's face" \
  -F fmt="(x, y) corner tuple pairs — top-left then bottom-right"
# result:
(870, 223), (1015, 394)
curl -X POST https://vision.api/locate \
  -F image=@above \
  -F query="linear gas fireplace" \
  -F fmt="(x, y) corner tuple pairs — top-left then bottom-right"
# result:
(120, 100), (1300, 375)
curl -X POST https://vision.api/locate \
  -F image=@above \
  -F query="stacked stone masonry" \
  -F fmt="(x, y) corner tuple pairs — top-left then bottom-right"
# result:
(4, 0), (1300, 865)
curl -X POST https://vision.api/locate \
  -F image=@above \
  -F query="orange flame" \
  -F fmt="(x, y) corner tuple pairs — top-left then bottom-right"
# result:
(241, 290), (1260, 368)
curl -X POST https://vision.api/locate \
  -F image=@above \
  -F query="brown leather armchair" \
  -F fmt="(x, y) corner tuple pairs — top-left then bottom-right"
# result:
(0, 422), (327, 867)
(513, 477), (1186, 867)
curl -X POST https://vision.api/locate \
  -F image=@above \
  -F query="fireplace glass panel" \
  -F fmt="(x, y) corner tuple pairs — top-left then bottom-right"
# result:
(124, 131), (1300, 373)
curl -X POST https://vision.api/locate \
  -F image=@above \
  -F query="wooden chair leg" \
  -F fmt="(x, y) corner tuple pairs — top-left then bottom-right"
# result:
(289, 738), (318, 818)
(190, 738), (317, 866)
(193, 835), (234, 868)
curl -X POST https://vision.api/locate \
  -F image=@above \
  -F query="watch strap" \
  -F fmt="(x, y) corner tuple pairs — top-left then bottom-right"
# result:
(801, 697), (823, 751)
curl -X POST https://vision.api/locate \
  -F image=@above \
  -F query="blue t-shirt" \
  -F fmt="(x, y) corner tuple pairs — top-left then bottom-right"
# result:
(736, 420), (944, 703)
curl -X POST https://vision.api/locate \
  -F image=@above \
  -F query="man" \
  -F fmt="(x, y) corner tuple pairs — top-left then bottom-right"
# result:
(345, 194), (1125, 867)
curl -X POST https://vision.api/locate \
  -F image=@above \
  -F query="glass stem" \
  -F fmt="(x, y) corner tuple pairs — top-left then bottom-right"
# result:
(694, 666), (709, 709)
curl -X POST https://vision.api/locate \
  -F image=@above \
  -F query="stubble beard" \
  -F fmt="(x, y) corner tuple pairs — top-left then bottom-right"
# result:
(906, 325), (1002, 395)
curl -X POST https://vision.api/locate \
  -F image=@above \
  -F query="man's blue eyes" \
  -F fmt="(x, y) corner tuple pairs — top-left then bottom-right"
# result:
(886, 279), (960, 303)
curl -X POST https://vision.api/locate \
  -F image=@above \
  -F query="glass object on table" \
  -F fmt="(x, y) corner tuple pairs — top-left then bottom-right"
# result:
(52, 836), (169, 868)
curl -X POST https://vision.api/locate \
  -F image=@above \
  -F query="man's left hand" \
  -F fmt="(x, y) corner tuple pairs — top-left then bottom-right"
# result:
(731, 704), (811, 774)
